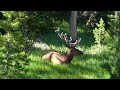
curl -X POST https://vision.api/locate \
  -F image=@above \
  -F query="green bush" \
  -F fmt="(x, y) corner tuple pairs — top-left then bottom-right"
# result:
(93, 18), (109, 53)
(0, 11), (31, 79)
(107, 11), (120, 78)
(92, 12), (120, 78)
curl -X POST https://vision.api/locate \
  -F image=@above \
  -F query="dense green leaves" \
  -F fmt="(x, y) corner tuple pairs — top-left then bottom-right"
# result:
(92, 11), (120, 78)
(107, 11), (120, 78)
(0, 11), (30, 79)
(93, 18), (106, 45)
(93, 18), (110, 54)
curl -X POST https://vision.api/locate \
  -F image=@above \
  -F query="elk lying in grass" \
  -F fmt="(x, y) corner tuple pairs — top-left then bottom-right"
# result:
(42, 29), (83, 64)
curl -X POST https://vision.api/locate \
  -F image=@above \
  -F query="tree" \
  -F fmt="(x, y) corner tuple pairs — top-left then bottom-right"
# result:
(69, 11), (77, 42)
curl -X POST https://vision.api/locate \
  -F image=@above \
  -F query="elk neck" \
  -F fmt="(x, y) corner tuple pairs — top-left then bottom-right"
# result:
(66, 48), (74, 57)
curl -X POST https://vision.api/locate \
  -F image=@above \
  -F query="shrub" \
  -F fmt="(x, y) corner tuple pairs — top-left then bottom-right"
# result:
(0, 11), (31, 79)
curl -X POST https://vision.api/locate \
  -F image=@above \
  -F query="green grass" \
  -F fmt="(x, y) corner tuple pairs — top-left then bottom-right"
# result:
(26, 52), (111, 79)
(25, 22), (113, 79)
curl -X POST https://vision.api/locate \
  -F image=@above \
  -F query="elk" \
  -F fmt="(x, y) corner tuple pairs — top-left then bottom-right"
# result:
(42, 29), (83, 64)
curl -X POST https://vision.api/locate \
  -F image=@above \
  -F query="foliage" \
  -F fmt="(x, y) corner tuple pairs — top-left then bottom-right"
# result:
(25, 11), (68, 37)
(78, 11), (113, 32)
(0, 11), (69, 78)
(0, 11), (31, 79)
(92, 12), (120, 78)
(107, 11), (120, 78)
(0, 12), (7, 20)
(93, 18), (109, 53)
(96, 11), (113, 29)
(0, 28), (6, 35)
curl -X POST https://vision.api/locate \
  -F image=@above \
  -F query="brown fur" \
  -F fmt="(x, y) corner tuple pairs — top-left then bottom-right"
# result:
(42, 47), (83, 65)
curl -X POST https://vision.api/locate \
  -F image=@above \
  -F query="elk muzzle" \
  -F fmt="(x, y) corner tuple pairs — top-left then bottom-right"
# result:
(72, 47), (83, 56)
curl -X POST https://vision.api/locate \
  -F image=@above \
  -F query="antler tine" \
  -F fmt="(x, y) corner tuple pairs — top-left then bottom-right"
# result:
(69, 38), (81, 47)
(55, 28), (64, 40)
(69, 37), (72, 43)
(55, 28), (70, 45)
(63, 33), (69, 44)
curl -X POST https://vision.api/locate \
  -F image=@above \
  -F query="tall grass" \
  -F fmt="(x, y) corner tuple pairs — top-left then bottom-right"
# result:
(25, 21), (113, 79)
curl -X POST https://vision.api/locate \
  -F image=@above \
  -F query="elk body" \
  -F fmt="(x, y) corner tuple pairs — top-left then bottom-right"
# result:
(42, 29), (83, 64)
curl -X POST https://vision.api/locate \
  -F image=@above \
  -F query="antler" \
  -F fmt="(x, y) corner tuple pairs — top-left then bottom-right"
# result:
(55, 28), (81, 47)
(69, 38), (81, 47)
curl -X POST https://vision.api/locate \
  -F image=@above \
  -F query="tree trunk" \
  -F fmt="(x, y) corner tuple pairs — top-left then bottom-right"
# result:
(69, 11), (77, 42)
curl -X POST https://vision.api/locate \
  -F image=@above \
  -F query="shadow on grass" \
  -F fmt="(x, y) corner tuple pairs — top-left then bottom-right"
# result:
(74, 54), (103, 62)
(77, 31), (95, 48)
(101, 62), (119, 79)
(40, 31), (63, 47)
(31, 48), (43, 55)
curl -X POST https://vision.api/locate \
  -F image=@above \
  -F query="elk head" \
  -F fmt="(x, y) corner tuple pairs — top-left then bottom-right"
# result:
(42, 28), (83, 64)
(55, 28), (83, 56)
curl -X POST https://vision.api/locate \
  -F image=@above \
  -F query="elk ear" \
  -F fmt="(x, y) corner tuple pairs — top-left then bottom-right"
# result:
(65, 44), (70, 48)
